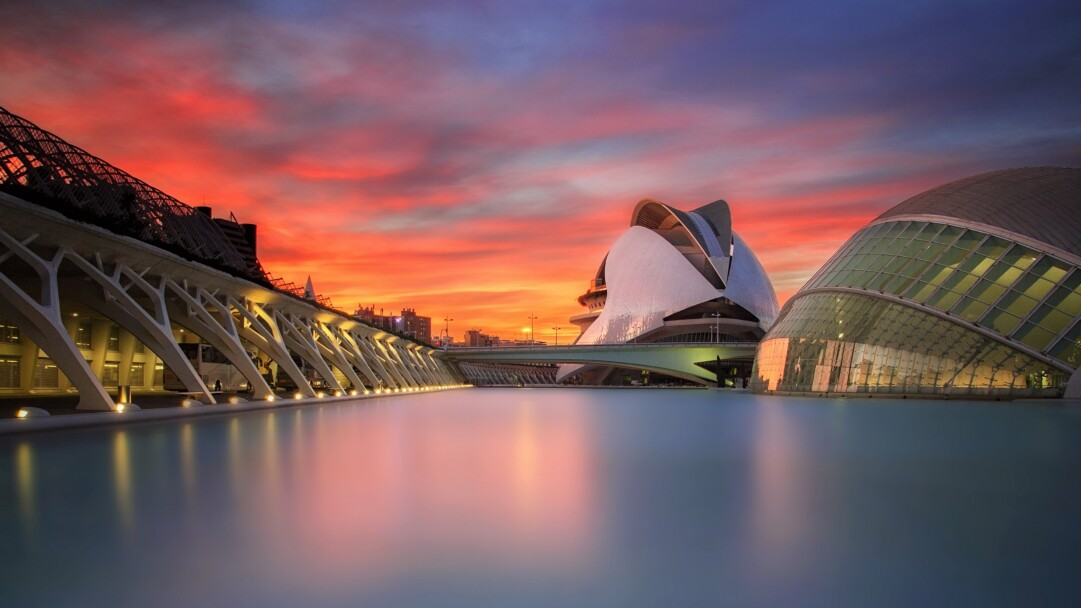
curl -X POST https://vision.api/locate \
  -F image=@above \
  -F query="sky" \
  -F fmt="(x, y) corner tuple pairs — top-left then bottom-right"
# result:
(1, 0), (1079, 343)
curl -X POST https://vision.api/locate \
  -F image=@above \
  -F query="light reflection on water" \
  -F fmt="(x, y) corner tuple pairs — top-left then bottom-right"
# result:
(2, 389), (1081, 606)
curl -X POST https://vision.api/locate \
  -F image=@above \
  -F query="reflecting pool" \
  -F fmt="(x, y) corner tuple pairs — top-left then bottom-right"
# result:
(2, 389), (1081, 606)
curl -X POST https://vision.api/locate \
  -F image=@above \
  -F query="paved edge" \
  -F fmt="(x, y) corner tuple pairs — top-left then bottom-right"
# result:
(0, 388), (469, 436)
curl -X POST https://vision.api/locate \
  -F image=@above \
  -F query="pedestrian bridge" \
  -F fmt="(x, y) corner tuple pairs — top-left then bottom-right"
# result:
(446, 342), (759, 385)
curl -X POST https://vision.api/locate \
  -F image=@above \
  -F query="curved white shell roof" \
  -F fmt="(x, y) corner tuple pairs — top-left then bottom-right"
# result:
(575, 226), (722, 346)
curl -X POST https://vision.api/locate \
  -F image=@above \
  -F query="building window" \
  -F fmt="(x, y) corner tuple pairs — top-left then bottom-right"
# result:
(102, 362), (119, 387)
(129, 362), (145, 387)
(134, 341), (145, 353)
(153, 363), (164, 387)
(75, 322), (92, 349)
(108, 326), (121, 352)
(0, 358), (19, 388)
(33, 358), (59, 389)
(0, 315), (19, 344)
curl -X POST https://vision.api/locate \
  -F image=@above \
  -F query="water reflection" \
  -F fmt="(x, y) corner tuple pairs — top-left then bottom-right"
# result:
(180, 423), (196, 498)
(747, 400), (808, 582)
(15, 441), (35, 540)
(3, 391), (1079, 607)
(112, 431), (134, 537)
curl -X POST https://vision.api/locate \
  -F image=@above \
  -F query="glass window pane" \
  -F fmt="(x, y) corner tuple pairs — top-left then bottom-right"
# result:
(905, 281), (937, 303)
(868, 255), (891, 271)
(921, 264), (953, 287)
(999, 245), (1039, 271)
(982, 308), (1022, 335)
(932, 225), (962, 245)
(899, 223), (925, 239)
(1048, 323), (1081, 367)
(885, 274), (916, 295)
(884, 257), (910, 274)
(867, 274), (891, 291)
(915, 223), (941, 241)
(954, 297), (989, 321)
(996, 290), (1039, 319)
(953, 231), (984, 252)
(902, 258), (933, 279)
(975, 236), (1011, 260)
(1030, 304), (1073, 335)
(968, 280), (1007, 305)
(1015, 322), (1056, 351)
(1030, 257), (1070, 284)
(883, 240), (906, 255)
(986, 262), (1023, 287)
(942, 271), (979, 295)
(927, 288), (962, 310)
(1045, 273), (1081, 317)
(1013, 273), (1056, 303)
(916, 241), (948, 261)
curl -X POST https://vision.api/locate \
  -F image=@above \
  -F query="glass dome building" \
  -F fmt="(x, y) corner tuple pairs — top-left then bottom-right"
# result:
(752, 167), (1081, 399)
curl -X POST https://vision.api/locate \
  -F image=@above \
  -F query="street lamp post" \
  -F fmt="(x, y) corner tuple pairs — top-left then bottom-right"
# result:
(443, 316), (454, 349)
(528, 314), (538, 347)
(709, 312), (722, 343)
(551, 325), (561, 346)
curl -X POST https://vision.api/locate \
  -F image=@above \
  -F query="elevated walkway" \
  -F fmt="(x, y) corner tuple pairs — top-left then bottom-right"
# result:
(446, 342), (759, 385)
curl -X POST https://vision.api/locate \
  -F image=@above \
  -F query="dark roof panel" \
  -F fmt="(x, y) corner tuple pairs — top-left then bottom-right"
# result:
(877, 167), (1081, 257)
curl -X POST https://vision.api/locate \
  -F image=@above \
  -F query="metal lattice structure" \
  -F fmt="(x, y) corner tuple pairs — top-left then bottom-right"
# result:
(0, 105), (263, 282)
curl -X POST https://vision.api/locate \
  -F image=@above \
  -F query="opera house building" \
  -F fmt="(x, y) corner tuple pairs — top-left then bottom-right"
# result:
(562, 198), (779, 385)
(752, 167), (1081, 399)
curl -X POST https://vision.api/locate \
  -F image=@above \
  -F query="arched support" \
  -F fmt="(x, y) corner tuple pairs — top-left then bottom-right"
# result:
(229, 298), (315, 398)
(328, 326), (384, 389)
(275, 311), (343, 391)
(163, 282), (273, 401)
(0, 230), (113, 410)
(57, 251), (212, 403)
(310, 321), (367, 390)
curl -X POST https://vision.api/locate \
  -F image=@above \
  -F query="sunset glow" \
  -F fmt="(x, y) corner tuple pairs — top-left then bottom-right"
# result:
(2, 0), (1077, 343)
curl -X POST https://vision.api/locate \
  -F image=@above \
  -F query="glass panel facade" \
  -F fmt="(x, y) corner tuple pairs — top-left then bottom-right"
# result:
(752, 292), (1067, 398)
(802, 220), (1081, 365)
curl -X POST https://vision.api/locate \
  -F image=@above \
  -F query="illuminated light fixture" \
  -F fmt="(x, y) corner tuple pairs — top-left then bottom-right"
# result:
(294, 392), (303, 400)
(349, 389), (358, 396)
(316, 392), (326, 399)
(72, 312), (79, 317)
(363, 390), (370, 395)
(334, 389), (344, 397)
(228, 396), (248, 405)
(116, 404), (126, 413)
(181, 398), (203, 408)
(266, 395), (276, 402)
(16, 407), (51, 419)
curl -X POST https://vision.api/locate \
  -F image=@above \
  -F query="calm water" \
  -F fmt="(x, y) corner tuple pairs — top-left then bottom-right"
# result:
(2, 389), (1081, 607)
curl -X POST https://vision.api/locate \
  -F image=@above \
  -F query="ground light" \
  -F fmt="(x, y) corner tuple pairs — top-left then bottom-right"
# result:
(15, 407), (50, 418)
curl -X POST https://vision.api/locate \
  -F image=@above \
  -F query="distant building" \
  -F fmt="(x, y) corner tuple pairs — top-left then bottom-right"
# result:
(353, 305), (432, 343)
(465, 329), (501, 347)
(753, 167), (1081, 399)
(563, 197), (778, 385)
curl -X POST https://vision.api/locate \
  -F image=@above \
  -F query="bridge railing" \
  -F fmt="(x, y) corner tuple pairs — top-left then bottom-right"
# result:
(447, 341), (759, 352)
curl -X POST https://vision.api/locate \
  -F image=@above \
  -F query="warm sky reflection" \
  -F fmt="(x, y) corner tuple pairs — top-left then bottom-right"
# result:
(1, 1), (1077, 340)
(3, 391), (1081, 606)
